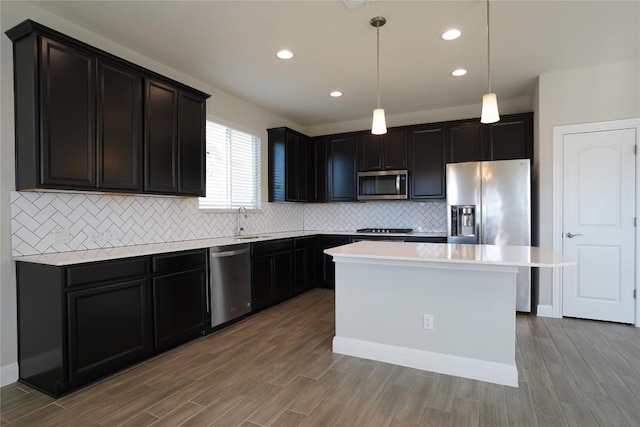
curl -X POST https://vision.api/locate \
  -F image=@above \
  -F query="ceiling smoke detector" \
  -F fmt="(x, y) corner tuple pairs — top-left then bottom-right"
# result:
(342, 0), (372, 10)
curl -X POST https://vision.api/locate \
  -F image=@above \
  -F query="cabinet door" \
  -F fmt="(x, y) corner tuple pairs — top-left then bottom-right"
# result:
(293, 248), (308, 294)
(285, 132), (300, 201)
(68, 279), (150, 383)
(319, 236), (350, 289)
(485, 114), (533, 161)
(40, 37), (96, 189)
(309, 137), (327, 202)
(144, 79), (178, 194)
(273, 252), (293, 301)
(251, 256), (273, 311)
(178, 91), (206, 196)
(359, 134), (383, 171)
(329, 135), (358, 201)
(410, 127), (446, 199)
(448, 122), (485, 163)
(383, 130), (408, 170)
(152, 269), (207, 349)
(97, 60), (142, 191)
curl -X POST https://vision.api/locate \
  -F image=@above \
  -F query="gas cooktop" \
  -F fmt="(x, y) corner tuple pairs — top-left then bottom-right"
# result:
(356, 228), (413, 234)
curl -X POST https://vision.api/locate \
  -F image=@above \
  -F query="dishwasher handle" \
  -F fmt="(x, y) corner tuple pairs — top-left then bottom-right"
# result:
(210, 248), (250, 258)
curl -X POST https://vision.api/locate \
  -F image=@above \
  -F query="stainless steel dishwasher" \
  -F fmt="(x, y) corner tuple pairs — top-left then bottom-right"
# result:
(209, 244), (251, 327)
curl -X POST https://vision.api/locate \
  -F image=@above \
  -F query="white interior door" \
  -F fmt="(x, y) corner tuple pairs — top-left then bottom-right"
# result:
(562, 128), (636, 323)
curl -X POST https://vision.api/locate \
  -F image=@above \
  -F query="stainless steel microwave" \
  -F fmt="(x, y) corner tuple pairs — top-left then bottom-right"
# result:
(357, 170), (408, 200)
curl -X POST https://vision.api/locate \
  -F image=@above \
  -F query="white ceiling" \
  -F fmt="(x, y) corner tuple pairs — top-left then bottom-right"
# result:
(29, 1), (640, 127)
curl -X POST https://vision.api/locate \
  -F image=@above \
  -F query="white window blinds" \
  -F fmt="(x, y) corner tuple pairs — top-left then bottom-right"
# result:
(199, 120), (261, 210)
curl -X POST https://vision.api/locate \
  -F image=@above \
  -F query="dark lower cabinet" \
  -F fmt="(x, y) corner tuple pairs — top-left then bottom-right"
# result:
(293, 236), (317, 293)
(317, 235), (350, 289)
(68, 279), (151, 384)
(251, 239), (294, 311)
(152, 269), (207, 350)
(15, 249), (207, 397)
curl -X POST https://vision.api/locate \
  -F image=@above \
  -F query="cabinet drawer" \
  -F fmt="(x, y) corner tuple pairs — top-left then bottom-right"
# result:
(67, 258), (147, 287)
(251, 239), (294, 257)
(152, 249), (207, 275)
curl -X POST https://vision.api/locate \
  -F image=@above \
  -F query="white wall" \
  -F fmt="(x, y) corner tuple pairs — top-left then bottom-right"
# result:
(0, 0), (305, 385)
(536, 60), (640, 306)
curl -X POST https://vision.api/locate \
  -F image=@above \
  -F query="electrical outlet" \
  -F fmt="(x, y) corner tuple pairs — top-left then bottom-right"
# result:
(91, 232), (104, 243)
(423, 314), (434, 330)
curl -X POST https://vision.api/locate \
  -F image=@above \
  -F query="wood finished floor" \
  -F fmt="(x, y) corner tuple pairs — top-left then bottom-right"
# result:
(2, 288), (640, 427)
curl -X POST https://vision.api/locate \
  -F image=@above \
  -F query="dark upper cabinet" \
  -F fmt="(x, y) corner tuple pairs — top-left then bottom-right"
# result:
(447, 122), (485, 163)
(329, 134), (358, 201)
(11, 33), (97, 190)
(144, 82), (208, 196)
(268, 127), (309, 202)
(359, 130), (407, 171)
(447, 113), (534, 164)
(485, 113), (533, 161)
(409, 126), (446, 199)
(308, 136), (328, 202)
(178, 92), (207, 196)
(97, 60), (142, 191)
(144, 79), (178, 194)
(6, 20), (209, 196)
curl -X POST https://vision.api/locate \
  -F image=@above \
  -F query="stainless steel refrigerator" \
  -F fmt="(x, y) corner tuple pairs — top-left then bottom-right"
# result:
(446, 159), (532, 312)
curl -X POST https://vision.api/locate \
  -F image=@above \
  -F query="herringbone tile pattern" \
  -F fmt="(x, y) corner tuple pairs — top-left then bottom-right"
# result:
(11, 192), (446, 257)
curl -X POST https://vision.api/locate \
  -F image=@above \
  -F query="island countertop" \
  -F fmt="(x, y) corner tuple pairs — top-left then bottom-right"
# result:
(325, 241), (574, 268)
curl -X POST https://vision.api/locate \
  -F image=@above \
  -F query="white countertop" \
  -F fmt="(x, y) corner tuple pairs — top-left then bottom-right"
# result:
(325, 241), (574, 268)
(12, 230), (446, 266)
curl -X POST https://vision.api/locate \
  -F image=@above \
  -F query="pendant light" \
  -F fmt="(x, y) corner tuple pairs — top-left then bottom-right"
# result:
(371, 16), (387, 135)
(481, 0), (500, 124)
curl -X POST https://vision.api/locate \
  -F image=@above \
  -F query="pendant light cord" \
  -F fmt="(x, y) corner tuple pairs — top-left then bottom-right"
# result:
(376, 26), (381, 109)
(487, 0), (491, 93)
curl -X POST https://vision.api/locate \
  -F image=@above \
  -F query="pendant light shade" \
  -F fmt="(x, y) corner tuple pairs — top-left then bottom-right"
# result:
(481, 0), (500, 124)
(481, 93), (499, 124)
(372, 108), (387, 135)
(370, 16), (387, 135)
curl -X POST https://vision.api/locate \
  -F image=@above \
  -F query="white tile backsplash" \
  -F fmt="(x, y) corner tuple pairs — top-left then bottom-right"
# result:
(11, 192), (447, 256)
(303, 200), (447, 233)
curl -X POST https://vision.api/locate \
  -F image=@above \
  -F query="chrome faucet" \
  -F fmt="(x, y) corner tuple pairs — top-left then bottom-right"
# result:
(236, 206), (248, 236)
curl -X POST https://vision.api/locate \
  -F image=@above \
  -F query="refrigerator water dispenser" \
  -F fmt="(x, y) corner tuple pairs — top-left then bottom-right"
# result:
(450, 205), (476, 237)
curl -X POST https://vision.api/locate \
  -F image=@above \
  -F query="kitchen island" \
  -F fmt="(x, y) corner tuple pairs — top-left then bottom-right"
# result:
(325, 241), (573, 387)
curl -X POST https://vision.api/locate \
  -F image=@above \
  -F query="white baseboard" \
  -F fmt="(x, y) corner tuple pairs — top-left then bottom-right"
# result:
(536, 305), (556, 318)
(0, 363), (19, 387)
(333, 336), (518, 387)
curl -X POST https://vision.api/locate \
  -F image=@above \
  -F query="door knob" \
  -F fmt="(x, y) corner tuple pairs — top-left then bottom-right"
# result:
(566, 232), (583, 238)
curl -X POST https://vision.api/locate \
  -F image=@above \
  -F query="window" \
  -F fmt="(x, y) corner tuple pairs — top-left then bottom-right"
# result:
(199, 120), (261, 210)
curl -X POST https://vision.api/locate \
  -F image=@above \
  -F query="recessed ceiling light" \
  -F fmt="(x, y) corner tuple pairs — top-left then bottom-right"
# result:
(277, 50), (294, 60)
(451, 68), (468, 77)
(441, 29), (461, 41)
(330, 91), (343, 97)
